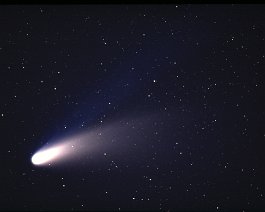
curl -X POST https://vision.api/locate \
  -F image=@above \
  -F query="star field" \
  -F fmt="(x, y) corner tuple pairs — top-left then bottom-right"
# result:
(1, 4), (265, 211)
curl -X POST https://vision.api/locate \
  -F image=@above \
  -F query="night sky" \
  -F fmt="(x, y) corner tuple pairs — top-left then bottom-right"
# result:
(1, 4), (265, 211)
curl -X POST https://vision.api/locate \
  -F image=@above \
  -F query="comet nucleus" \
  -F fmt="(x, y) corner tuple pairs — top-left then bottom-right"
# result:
(31, 145), (65, 165)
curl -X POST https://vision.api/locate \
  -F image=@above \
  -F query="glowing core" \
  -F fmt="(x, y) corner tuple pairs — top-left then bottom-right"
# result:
(31, 146), (63, 165)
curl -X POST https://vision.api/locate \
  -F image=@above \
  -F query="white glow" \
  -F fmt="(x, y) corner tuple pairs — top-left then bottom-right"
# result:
(31, 146), (63, 165)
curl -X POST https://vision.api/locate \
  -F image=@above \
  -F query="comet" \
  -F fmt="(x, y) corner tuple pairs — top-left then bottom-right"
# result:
(30, 112), (162, 167)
